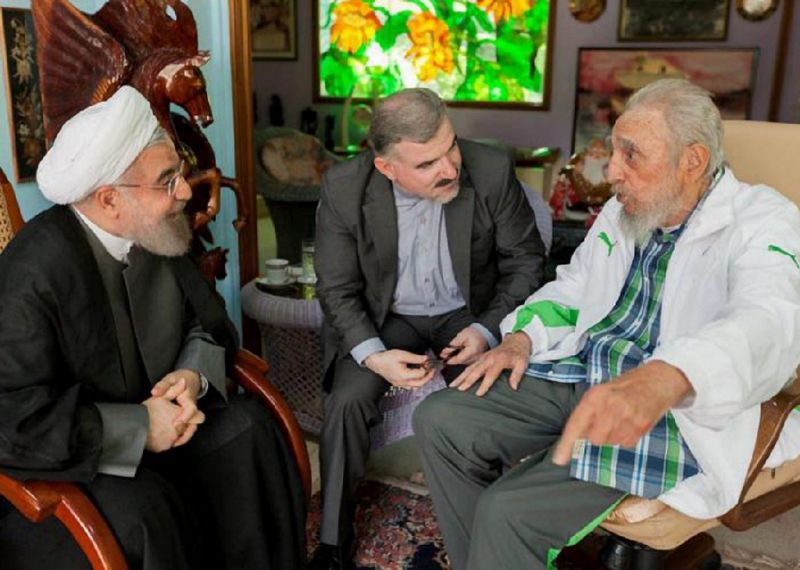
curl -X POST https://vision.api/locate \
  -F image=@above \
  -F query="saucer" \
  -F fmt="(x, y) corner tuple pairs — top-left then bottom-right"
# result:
(256, 275), (294, 287)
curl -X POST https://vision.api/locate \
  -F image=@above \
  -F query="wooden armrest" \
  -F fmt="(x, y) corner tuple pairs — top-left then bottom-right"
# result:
(721, 373), (800, 529)
(0, 473), (127, 569)
(231, 349), (312, 501)
(742, 375), (800, 495)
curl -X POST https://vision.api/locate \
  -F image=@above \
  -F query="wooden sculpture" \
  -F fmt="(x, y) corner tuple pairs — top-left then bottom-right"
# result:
(32, 0), (246, 280)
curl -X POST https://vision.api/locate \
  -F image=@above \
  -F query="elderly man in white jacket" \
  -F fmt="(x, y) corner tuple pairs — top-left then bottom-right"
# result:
(413, 78), (800, 570)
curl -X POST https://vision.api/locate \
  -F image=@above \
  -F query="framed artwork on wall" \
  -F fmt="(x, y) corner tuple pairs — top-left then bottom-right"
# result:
(313, 0), (554, 109)
(0, 8), (45, 183)
(251, 0), (297, 60)
(619, 0), (730, 41)
(572, 48), (758, 154)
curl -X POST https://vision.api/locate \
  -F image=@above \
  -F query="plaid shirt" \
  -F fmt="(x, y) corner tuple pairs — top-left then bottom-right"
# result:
(527, 227), (701, 498)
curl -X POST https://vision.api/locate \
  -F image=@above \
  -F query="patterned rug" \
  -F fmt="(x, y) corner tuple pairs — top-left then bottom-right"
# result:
(305, 480), (772, 569)
(306, 480), (450, 569)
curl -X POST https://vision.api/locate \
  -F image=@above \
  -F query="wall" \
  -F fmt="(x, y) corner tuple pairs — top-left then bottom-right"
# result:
(779, 2), (800, 123)
(183, 0), (242, 331)
(0, 0), (242, 330)
(0, 0), (100, 218)
(253, 0), (799, 155)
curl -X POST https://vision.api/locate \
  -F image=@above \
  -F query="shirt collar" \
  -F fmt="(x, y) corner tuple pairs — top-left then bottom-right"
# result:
(71, 206), (134, 263)
(392, 181), (424, 206)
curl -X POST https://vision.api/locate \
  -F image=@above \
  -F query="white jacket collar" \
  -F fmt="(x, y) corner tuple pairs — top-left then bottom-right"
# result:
(681, 168), (738, 244)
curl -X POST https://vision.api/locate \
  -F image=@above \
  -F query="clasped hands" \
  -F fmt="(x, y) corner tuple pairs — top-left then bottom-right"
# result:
(449, 331), (693, 466)
(364, 325), (488, 389)
(142, 369), (205, 452)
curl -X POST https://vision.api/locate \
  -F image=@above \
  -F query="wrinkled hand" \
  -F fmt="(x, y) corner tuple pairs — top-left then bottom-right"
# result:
(440, 326), (488, 366)
(142, 397), (185, 452)
(450, 332), (532, 396)
(365, 349), (436, 389)
(552, 360), (693, 466)
(149, 370), (206, 447)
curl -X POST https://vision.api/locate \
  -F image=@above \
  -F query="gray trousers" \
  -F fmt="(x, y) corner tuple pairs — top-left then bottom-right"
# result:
(413, 375), (626, 570)
(319, 308), (475, 547)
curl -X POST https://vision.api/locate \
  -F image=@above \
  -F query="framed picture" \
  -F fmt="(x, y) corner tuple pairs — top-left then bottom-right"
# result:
(572, 48), (758, 154)
(619, 0), (730, 41)
(251, 0), (297, 60)
(0, 8), (45, 183)
(313, 0), (554, 109)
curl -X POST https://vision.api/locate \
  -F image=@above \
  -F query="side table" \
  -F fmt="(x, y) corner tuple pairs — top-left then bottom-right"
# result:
(241, 280), (326, 434)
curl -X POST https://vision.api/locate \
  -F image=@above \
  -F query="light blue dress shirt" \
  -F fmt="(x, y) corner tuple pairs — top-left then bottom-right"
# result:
(350, 183), (497, 365)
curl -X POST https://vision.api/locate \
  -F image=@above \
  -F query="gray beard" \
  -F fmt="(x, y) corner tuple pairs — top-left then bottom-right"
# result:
(616, 180), (683, 247)
(132, 212), (192, 257)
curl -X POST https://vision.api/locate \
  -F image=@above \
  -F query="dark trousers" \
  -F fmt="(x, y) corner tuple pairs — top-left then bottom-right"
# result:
(413, 375), (626, 570)
(318, 308), (476, 547)
(0, 395), (307, 570)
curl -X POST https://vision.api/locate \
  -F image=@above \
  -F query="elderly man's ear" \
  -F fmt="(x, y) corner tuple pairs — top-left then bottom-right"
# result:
(94, 185), (123, 218)
(681, 143), (711, 183)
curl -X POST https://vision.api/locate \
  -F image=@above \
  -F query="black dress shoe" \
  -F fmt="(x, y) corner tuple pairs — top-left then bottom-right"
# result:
(308, 543), (356, 570)
(599, 536), (634, 570)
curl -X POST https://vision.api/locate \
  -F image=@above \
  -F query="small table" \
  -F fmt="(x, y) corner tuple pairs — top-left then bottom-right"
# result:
(241, 280), (326, 433)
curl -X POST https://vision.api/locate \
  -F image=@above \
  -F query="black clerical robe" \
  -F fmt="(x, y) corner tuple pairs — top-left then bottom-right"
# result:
(0, 206), (305, 569)
(0, 205), (235, 481)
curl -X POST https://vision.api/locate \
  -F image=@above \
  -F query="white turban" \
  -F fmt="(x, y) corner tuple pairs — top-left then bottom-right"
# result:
(37, 86), (159, 205)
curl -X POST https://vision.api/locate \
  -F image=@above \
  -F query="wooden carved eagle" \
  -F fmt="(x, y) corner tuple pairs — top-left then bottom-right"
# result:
(32, 0), (246, 279)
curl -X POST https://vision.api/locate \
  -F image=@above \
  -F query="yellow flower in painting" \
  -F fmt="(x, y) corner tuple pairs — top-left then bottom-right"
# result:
(477, 0), (533, 23)
(331, 0), (383, 54)
(405, 13), (454, 82)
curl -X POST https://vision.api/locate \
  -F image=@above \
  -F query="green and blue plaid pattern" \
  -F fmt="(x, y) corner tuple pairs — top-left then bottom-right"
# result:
(527, 228), (700, 498)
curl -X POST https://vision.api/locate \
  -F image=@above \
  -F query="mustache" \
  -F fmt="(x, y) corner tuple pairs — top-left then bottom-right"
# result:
(435, 177), (457, 188)
(612, 184), (633, 201)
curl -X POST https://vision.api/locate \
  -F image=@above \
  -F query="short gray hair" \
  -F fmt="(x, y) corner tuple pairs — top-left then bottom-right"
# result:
(368, 88), (448, 156)
(625, 79), (723, 180)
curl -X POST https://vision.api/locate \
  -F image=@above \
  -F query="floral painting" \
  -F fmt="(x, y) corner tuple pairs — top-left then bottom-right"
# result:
(315, 0), (553, 107)
(1, 8), (45, 182)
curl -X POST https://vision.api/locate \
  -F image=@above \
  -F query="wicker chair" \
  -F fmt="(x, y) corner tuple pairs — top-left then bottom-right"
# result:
(241, 281), (447, 448)
(0, 170), (23, 253)
(559, 121), (800, 569)
(0, 167), (311, 570)
(254, 127), (341, 263)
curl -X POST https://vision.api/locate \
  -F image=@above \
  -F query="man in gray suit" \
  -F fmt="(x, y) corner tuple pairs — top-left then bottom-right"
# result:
(0, 87), (305, 569)
(311, 88), (546, 569)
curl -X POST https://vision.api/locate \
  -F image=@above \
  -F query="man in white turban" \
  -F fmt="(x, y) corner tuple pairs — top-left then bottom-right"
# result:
(0, 86), (306, 569)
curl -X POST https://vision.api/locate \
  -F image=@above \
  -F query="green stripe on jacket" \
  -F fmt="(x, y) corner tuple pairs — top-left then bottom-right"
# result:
(512, 300), (580, 333)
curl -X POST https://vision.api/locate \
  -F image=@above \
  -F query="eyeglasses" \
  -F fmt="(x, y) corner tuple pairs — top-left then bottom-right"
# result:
(114, 161), (189, 197)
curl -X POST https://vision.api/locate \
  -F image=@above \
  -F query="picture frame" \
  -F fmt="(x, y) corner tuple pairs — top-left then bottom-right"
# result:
(251, 0), (297, 60)
(0, 8), (46, 183)
(572, 48), (758, 155)
(312, 0), (554, 109)
(618, 0), (730, 41)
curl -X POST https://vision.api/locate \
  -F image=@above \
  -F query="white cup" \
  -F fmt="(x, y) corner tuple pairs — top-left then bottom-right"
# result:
(264, 258), (289, 283)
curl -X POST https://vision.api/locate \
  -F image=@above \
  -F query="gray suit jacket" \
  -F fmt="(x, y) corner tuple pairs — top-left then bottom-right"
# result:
(315, 139), (545, 386)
